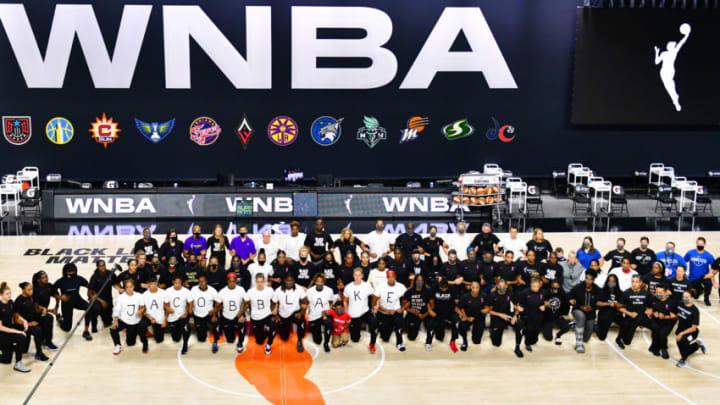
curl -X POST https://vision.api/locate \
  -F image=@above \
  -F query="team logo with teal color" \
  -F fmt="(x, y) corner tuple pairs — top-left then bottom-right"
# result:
(45, 117), (74, 145)
(356, 116), (387, 148)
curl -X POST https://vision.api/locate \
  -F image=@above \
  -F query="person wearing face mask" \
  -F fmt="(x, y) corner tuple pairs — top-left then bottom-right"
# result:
(215, 273), (248, 354)
(116, 258), (145, 295)
(429, 278), (460, 352)
(109, 279), (148, 355)
(207, 224), (230, 269)
(164, 275), (193, 355)
(631, 236), (656, 276)
(525, 228), (551, 262)
(642, 261), (667, 297)
(191, 275), (220, 352)
(314, 252), (339, 293)
(159, 228), (185, 267)
(596, 274), (625, 341)
(421, 226), (448, 261)
(270, 251), (297, 286)
(247, 274), (278, 355)
(617, 274), (655, 349)
(561, 251), (585, 294)
(568, 270), (601, 353)
(423, 256), (443, 290)
(248, 250), (273, 289)
(461, 249), (484, 292)
(343, 268), (379, 354)
(304, 219), (334, 264)
(554, 247), (566, 263)
(603, 238), (631, 271)
(205, 257), (227, 292)
(133, 228), (159, 260)
(669, 264), (691, 301)
(447, 222), (473, 261)
(227, 255), (250, 290)
(675, 291), (706, 368)
(542, 252), (564, 287)
(229, 226), (257, 268)
(686, 237), (717, 306)
(394, 222), (423, 261)
(329, 301), (352, 349)
(183, 225), (207, 260)
(32, 271), (60, 331)
(13, 282), (51, 362)
(656, 241), (686, 278)
(142, 277), (166, 344)
(54, 263), (97, 341)
(494, 251), (520, 290)
(577, 236), (603, 270)
(486, 278), (521, 352)
(441, 250), (465, 296)
(179, 255), (201, 289)
(470, 223), (500, 257)
(368, 258), (389, 290)
(283, 221), (306, 261)
(257, 231), (279, 264)
(499, 225), (527, 261)
(306, 273), (335, 353)
(388, 248), (411, 287)
(88, 260), (116, 329)
(513, 275), (548, 358)
(408, 249), (425, 286)
(609, 257), (639, 292)
(517, 250), (546, 291)
(293, 247), (318, 288)
(274, 274), (309, 353)
(374, 270), (408, 351)
(159, 257), (186, 290)
(648, 282), (678, 359)
(144, 258), (165, 290)
(542, 280), (571, 345)
(337, 252), (358, 292)
(458, 279), (488, 351)
(401, 274), (435, 351)
(366, 219), (394, 264)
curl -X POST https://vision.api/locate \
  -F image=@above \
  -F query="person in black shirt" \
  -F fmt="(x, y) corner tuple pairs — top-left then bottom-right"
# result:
(401, 274), (436, 350)
(158, 228), (185, 267)
(421, 226), (447, 261)
(133, 228), (159, 260)
(458, 279), (488, 351)
(293, 248), (318, 288)
(648, 281), (678, 359)
(461, 250), (483, 292)
(495, 251), (521, 290)
(596, 274), (624, 341)
(358, 252), (373, 279)
(441, 250), (464, 296)
(317, 252), (340, 293)
(144, 259), (165, 288)
(304, 219), (334, 264)
(542, 252), (564, 287)
(115, 259), (146, 294)
(88, 260), (116, 328)
(181, 255), (201, 289)
(517, 250), (546, 291)
(631, 236), (656, 276)
(408, 249), (424, 287)
(429, 279), (460, 352)
(394, 222), (423, 261)
(160, 257), (187, 289)
(54, 263), (97, 341)
(514, 275), (548, 358)
(271, 251), (297, 285)
(423, 255), (443, 289)
(207, 225), (230, 269)
(334, 228), (367, 265)
(526, 228), (552, 262)
(675, 291), (706, 367)
(14, 282), (50, 361)
(388, 248), (411, 287)
(206, 256), (228, 292)
(642, 261), (666, 296)
(542, 280), (571, 345)
(569, 270), (601, 353)
(31, 271), (59, 323)
(603, 237), (631, 272)
(617, 274), (655, 349)
(486, 278), (520, 351)
(0, 282), (31, 372)
(470, 223), (500, 256)
(669, 264), (691, 301)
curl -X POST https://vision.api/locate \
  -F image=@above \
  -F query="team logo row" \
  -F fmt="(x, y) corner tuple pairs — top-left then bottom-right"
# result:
(3, 115), (515, 148)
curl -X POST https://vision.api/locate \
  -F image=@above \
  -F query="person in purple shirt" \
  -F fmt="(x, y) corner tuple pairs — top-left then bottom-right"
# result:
(684, 237), (717, 306)
(229, 226), (256, 266)
(184, 224), (207, 259)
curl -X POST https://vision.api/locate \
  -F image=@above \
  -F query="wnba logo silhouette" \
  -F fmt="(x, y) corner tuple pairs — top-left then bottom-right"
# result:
(485, 117), (515, 142)
(654, 23), (691, 112)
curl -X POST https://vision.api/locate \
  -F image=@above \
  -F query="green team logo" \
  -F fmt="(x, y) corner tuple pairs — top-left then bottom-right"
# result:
(442, 119), (474, 140)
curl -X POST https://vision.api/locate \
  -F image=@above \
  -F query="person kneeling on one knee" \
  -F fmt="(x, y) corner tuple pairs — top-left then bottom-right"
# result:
(328, 301), (351, 348)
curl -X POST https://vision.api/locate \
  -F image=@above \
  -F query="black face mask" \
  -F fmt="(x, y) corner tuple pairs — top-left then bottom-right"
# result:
(300, 256), (308, 262)
(697, 245), (705, 251)
(210, 264), (218, 270)
(258, 260), (266, 266)
(231, 262), (240, 268)
(189, 262), (197, 268)
(240, 232), (247, 237)
(315, 284), (324, 291)
(193, 232), (201, 238)
(169, 236), (177, 242)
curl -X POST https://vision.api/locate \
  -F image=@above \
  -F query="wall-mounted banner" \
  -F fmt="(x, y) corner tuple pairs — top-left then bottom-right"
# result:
(317, 193), (463, 217)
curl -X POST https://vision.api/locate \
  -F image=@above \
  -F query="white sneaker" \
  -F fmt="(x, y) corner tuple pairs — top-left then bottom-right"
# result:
(236, 345), (245, 354)
(14, 361), (30, 373)
(697, 338), (707, 354)
(425, 344), (432, 352)
(264, 344), (272, 355)
(113, 345), (122, 355)
(575, 343), (585, 354)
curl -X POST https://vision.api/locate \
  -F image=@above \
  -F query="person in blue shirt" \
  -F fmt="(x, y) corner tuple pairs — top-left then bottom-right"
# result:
(656, 241), (686, 279)
(684, 237), (717, 306)
(576, 236), (603, 270)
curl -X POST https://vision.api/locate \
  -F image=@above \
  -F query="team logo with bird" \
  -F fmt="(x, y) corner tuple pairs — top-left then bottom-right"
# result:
(135, 118), (175, 143)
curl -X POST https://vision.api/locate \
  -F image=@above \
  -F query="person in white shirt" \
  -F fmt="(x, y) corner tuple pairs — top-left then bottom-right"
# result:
(608, 257), (639, 292)
(306, 273), (335, 353)
(374, 270), (408, 351)
(190, 274), (219, 350)
(142, 277), (167, 343)
(365, 219), (394, 263)
(215, 273), (249, 354)
(274, 274), (308, 353)
(247, 273), (278, 355)
(446, 222), (474, 261)
(343, 268), (379, 354)
(499, 225), (527, 260)
(257, 231), (279, 263)
(164, 275), (193, 354)
(283, 221), (306, 261)
(248, 252), (274, 289)
(110, 279), (148, 355)
(367, 257), (389, 289)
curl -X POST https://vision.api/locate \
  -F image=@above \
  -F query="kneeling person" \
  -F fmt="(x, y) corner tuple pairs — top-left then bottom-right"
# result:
(274, 274), (308, 353)
(215, 273), (248, 353)
(110, 279), (148, 355)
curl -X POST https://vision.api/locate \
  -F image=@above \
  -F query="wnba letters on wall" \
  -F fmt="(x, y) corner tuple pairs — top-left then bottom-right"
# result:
(572, 9), (720, 125)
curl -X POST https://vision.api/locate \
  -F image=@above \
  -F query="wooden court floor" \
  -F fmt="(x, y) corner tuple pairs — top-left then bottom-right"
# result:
(1, 232), (719, 405)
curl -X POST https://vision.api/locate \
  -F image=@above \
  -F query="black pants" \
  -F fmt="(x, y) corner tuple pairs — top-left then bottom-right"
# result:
(650, 319), (676, 351)
(251, 316), (277, 345)
(677, 330), (700, 360)
(489, 315), (522, 347)
(220, 316), (246, 345)
(597, 309), (624, 341)
(349, 311), (377, 344)
(521, 315), (543, 346)
(26, 314), (54, 351)
(542, 316), (571, 341)
(169, 317), (190, 347)
(377, 312), (403, 345)
(194, 315), (218, 343)
(110, 320), (148, 347)
(459, 315), (484, 344)
(690, 278), (713, 301)
(619, 314), (657, 345)
(434, 313), (460, 342)
(60, 295), (99, 331)
(278, 312), (306, 341)
(406, 313), (436, 345)
(145, 320), (165, 343)
(0, 331), (25, 363)
(309, 317), (333, 345)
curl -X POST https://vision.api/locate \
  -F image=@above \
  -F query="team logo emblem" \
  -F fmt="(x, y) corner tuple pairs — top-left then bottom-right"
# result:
(310, 116), (343, 146)
(399, 116), (429, 144)
(45, 117), (74, 145)
(134, 118), (175, 143)
(89, 113), (120, 149)
(356, 116), (387, 148)
(236, 114), (254, 149)
(268, 116), (298, 146)
(485, 117), (516, 143)
(442, 119), (474, 141)
(189, 116), (221, 146)
(2, 116), (31, 145)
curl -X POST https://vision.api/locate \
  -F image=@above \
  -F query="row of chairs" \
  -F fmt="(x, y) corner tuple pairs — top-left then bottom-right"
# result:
(0, 167), (41, 219)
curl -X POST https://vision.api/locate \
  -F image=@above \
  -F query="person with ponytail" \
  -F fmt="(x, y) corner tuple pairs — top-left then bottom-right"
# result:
(0, 282), (31, 372)
(14, 281), (52, 362)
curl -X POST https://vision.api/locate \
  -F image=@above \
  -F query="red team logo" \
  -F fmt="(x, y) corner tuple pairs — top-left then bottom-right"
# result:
(190, 116), (222, 146)
(89, 113), (120, 149)
(2, 116), (31, 145)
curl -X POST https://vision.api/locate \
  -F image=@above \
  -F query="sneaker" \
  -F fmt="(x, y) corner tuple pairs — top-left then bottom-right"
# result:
(704, 297), (711, 306)
(181, 345), (188, 355)
(615, 337), (625, 350)
(91, 324), (98, 333)
(449, 341), (458, 353)
(698, 338), (707, 354)
(575, 343), (585, 354)
(142, 345), (148, 354)
(525, 344), (533, 352)
(82, 331), (93, 341)
(661, 349), (669, 359)
(45, 342), (58, 351)
(425, 344), (432, 352)
(113, 345), (122, 355)
(13, 361), (30, 373)
(369, 343), (376, 354)
(460, 343), (468, 352)
(236, 345), (245, 354)
(264, 344), (272, 355)
(514, 347), (524, 358)
(649, 347), (661, 357)
(35, 352), (49, 361)
(297, 341), (304, 353)
(212, 343), (218, 354)
(676, 359), (688, 368)
(555, 337), (562, 346)
(568, 320), (577, 329)
(397, 343), (406, 352)
(323, 343), (330, 353)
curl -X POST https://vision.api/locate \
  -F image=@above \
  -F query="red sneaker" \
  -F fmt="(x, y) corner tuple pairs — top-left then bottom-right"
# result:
(369, 343), (376, 354)
(449, 341), (459, 353)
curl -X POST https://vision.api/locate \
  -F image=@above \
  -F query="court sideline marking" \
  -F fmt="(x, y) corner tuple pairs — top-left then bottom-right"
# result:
(605, 340), (699, 405)
(697, 306), (720, 325)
